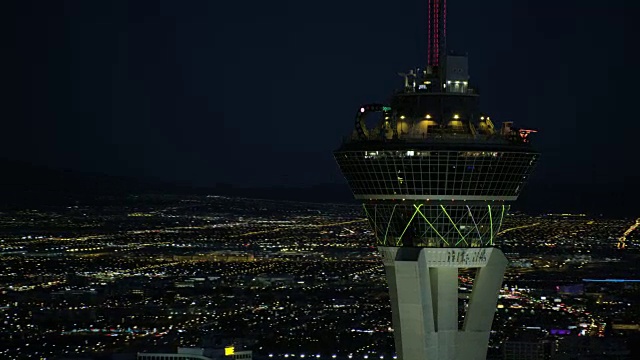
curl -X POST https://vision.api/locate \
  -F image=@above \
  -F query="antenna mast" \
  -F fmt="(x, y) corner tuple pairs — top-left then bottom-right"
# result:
(427, 0), (447, 68)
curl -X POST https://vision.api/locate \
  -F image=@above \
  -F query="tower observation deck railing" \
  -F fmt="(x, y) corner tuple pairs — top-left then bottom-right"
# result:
(342, 132), (533, 149)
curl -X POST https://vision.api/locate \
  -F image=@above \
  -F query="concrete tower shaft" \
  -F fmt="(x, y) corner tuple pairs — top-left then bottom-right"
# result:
(380, 247), (508, 360)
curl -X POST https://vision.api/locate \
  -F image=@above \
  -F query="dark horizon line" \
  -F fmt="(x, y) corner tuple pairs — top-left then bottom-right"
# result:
(0, 157), (637, 218)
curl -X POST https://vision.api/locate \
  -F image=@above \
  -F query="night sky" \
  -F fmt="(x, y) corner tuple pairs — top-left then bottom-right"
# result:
(3, 0), (640, 191)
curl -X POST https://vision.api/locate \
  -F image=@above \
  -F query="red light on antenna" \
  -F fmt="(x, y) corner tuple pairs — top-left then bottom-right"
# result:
(517, 129), (537, 143)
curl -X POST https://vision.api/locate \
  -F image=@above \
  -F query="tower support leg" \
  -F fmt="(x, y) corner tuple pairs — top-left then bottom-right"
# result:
(379, 247), (508, 360)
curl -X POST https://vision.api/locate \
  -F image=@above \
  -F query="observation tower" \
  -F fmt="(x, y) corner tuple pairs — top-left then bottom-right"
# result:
(333, 1), (539, 359)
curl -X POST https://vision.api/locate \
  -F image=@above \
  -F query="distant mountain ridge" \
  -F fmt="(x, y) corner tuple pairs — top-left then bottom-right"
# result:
(0, 158), (174, 208)
(0, 158), (636, 217)
(0, 158), (355, 209)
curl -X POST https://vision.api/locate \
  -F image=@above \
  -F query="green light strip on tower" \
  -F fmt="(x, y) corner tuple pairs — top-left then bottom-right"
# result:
(440, 205), (468, 246)
(498, 204), (506, 235)
(397, 205), (421, 246)
(362, 204), (382, 245)
(414, 204), (449, 246)
(488, 204), (494, 246)
(466, 205), (483, 242)
(383, 204), (397, 245)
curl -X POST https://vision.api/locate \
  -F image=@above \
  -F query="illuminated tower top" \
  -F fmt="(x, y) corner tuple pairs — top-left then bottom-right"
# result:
(347, 0), (537, 149)
(335, 1), (539, 250)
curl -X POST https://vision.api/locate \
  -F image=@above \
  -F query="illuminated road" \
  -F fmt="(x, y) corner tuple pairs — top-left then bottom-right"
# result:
(497, 222), (541, 236)
(617, 218), (640, 249)
(232, 219), (368, 238)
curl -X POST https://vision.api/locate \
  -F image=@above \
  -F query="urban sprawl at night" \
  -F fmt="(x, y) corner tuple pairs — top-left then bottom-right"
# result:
(1, 195), (639, 359)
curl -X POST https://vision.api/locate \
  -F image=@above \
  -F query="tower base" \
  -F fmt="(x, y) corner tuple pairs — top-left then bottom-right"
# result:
(378, 247), (508, 360)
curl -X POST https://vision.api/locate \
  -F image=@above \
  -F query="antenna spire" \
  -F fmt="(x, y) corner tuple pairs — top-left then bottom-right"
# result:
(428, 0), (447, 68)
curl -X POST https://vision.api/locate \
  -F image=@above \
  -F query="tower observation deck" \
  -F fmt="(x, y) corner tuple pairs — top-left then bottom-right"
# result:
(333, 1), (539, 360)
